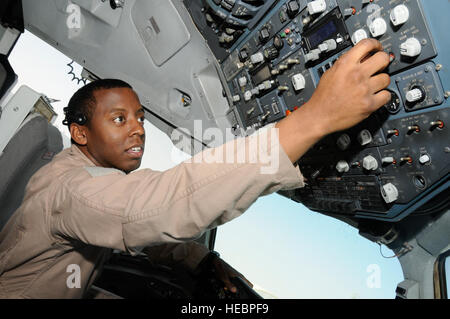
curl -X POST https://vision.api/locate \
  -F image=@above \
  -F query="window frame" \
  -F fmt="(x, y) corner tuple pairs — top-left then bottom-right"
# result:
(434, 250), (449, 299)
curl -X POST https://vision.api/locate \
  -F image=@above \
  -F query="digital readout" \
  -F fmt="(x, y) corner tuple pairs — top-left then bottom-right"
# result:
(307, 20), (338, 48)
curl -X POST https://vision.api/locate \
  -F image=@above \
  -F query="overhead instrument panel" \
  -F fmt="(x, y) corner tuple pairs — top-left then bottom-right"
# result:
(185, 0), (450, 222)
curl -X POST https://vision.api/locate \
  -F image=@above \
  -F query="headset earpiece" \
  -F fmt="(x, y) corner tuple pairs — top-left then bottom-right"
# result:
(62, 107), (87, 126)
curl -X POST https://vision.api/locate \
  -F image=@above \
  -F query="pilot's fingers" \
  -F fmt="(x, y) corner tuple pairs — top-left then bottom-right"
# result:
(369, 73), (391, 94)
(361, 50), (391, 76)
(346, 38), (383, 64)
(222, 278), (237, 293)
(371, 90), (392, 112)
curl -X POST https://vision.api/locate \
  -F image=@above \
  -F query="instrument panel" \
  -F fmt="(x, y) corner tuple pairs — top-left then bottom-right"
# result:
(184, 0), (450, 222)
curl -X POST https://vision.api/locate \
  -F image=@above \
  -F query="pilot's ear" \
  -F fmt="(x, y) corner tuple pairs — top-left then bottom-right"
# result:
(70, 124), (88, 145)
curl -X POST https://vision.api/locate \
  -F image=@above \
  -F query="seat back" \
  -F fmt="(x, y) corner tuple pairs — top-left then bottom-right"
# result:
(0, 115), (63, 231)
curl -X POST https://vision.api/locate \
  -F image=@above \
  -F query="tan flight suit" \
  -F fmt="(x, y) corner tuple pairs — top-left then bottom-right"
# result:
(0, 124), (304, 298)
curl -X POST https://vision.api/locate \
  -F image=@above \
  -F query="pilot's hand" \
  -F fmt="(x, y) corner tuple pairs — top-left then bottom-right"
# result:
(307, 38), (391, 136)
(276, 38), (391, 163)
(210, 255), (253, 294)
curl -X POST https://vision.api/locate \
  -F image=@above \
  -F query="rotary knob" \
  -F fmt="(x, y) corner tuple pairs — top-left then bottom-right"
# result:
(351, 29), (368, 45)
(369, 18), (387, 38)
(400, 37), (422, 57)
(362, 155), (378, 171)
(405, 87), (425, 103)
(273, 34), (284, 50)
(336, 134), (351, 151)
(264, 46), (279, 60)
(336, 160), (350, 173)
(381, 183), (399, 204)
(357, 129), (373, 146)
(390, 4), (409, 26)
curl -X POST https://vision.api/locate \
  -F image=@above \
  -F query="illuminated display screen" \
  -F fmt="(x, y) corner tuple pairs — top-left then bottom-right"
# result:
(307, 20), (338, 48)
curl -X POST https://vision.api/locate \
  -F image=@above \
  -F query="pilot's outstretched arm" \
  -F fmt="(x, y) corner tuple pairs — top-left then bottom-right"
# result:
(50, 122), (304, 253)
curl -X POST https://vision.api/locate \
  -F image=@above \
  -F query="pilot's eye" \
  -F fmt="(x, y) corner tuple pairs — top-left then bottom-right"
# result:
(113, 116), (125, 124)
(138, 116), (145, 123)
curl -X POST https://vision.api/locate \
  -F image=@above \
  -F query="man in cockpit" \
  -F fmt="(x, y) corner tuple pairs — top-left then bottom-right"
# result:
(0, 39), (391, 298)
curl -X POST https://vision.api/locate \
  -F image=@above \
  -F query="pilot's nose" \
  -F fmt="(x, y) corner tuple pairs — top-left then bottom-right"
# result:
(129, 117), (145, 137)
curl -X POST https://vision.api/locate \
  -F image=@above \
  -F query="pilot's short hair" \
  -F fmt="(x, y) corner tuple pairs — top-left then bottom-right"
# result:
(63, 78), (133, 129)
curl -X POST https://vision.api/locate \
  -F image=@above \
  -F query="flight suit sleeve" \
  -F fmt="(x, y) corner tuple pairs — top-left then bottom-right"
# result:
(50, 123), (305, 254)
(142, 242), (210, 272)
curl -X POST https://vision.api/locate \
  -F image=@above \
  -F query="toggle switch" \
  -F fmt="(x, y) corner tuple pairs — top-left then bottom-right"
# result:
(430, 120), (445, 130)
(387, 129), (399, 137)
(400, 156), (413, 164)
(382, 157), (396, 165)
(407, 125), (420, 134)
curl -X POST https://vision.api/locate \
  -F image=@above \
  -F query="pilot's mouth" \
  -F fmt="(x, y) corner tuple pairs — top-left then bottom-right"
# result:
(126, 146), (144, 158)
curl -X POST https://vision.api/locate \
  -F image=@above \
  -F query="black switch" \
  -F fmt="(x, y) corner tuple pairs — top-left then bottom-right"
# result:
(287, 0), (299, 18)
(238, 48), (249, 62)
(264, 46), (279, 60)
(273, 34), (284, 50)
(259, 27), (270, 43)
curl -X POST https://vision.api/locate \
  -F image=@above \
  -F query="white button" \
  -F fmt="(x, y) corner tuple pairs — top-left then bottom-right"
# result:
(390, 4), (409, 26)
(292, 73), (306, 91)
(244, 90), (252, 101)
(400, 37), (422, 57)
(318, 43), (328, 52)
(323, 39), (337, 51)
(307, 0), (327, 15)
(405, 88), (423, 103)
(238, 76), (247, 87)
(232, 95), (240, 102)
(362, 155), (378, 171)
(351, 29), (368, 45)
(304, 49), (320, 62)
(336, 160), (350, 173)
(381, 183), (399, 204)
(369, 18), (387, 37)
(250, 52), (264, 64)
(419, 154), (431, 165)
(382, 157), (395, 165)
